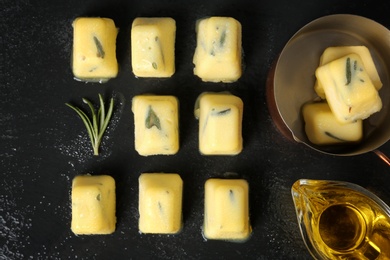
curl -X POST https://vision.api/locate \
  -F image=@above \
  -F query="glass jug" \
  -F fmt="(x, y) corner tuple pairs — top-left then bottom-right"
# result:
(291, 179), (390, 259)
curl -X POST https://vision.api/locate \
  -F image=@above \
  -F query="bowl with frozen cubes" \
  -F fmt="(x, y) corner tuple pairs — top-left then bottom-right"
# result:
(270, 14), (390, 157)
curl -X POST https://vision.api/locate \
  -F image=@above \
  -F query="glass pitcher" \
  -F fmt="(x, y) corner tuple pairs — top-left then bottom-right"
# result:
(291, 179), (390, 259)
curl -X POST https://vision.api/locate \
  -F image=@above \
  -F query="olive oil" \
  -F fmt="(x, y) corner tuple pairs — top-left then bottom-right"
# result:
(292, 179), (390, 259)
(319, 204), (365, 252)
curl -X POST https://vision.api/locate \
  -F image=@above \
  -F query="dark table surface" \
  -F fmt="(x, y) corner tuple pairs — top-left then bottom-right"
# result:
(1, 0), (390, 259)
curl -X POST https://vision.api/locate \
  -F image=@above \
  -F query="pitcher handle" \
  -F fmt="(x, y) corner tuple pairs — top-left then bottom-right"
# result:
(373, 150), (390, 167)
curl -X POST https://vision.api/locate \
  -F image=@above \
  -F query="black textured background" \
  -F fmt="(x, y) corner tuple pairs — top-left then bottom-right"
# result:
(1, 0), (390, 259)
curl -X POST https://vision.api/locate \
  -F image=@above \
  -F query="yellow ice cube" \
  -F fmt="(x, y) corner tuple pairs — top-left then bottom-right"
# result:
(196, 93), (243, 155)
(131, 17), (176, 77)
(314, 46), (382, 99)
(132, 95), (179, 156)
(204, 178), (251, 241)
(72, 17), (118, 82)
(303, 102), (363, 145)
(193, 17), (242, 82)
(315, 53), (382, 123)
(138, 173), (183, 234)
(71, 175), (116, 235)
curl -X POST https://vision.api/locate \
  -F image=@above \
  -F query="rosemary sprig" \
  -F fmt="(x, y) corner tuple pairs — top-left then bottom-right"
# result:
(66, 94), (114, 156)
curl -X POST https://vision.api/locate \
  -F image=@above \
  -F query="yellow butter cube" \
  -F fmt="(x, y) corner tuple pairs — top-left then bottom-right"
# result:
(71, 175), (116, 235)
(204, 178), (251, 241)
(132, 95), (179, 156)
(193, 17), (242, 82)
(314, 46), (382, 98)
(315, 54), (382, 123)
(139, 173), (183, 234)
(303, 102), (363, 145)
(72, 17), (118, 82)
(131, 17), (176, 78)
(196, 93), (243, 155)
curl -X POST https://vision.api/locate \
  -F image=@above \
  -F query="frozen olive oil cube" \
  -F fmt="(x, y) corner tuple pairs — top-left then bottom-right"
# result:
(139, 173), (183, 234)
(193, 17), (242, 82)
(197, 93), (243, 155)
(204, 178), (251, 241)
(72, 17), (118, 82)
(319, 46), (382, 90)
(303, 102), (363, 145)
(131, 17), (176, 77)
(314, 46), (382, 98)
(315, 54), (382, 123)
(132, 95), (179, 156)
(71, 175), (116, 235)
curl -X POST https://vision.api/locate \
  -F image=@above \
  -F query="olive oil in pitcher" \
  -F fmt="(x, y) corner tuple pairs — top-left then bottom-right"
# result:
(291, 179), (390, 259)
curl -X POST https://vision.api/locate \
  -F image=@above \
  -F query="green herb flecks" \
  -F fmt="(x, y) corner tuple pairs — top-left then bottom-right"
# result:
(212, 108), (231, 116)
(345, 57), (351, 85)
(201, 113), (210, 134)
(93, 36), (105, 58)
(145, 106), (161, 130)
(66, 94), (114, 156)
(154, 36), (165, 69)
(158, 201), (163, 213)
(219, 30), (227, 47)
(325, 131), (347, 142)
(229, 189), (235, 202)
(89, 67), (98, 73)
(201, 108), (232, 134)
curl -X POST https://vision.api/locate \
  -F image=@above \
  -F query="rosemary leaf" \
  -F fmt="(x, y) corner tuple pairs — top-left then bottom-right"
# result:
(220, 30), (226, 47)
(66, 94), (114, 156)
(65, 104), (95, 145)
(98, 94), (106, 132)
(158, 201), (163, 213)
(97, 107), (102, 131)
(212, 108), (231, 116)
(325, 131), (347, 142)
(345, 57), (351, 85)
(145, 106), (161, 130)
(98, 97), (114, 141)
(229, 189), (234, 202)
(154, 36), (165, 67)
(83, 98), (99, 141)
(93, 36), (105, 58)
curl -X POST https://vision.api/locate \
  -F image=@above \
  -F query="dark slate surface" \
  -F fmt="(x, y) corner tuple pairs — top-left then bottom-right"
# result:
(1, 0), (390, 259)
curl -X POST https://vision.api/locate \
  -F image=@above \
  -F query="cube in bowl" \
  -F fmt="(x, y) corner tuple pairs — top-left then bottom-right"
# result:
(315, 53), (382, 123)
(303, 102), (363, 145)
(314, 46), (382, 99)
